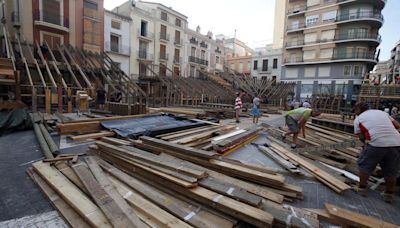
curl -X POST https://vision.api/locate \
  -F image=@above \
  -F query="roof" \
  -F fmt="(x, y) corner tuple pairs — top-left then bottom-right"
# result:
(139, 1), (188, 19)
(105, 9), (132, 21)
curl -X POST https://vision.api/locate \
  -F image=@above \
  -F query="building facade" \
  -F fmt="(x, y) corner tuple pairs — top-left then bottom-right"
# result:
(2, 0), (104, 52)
(114, 1), (188, 79)
(281, 0), (385, 101)
(389, 40), (400, 84)
(251, 45), (282, 80)
(104, 10), (131, 76)
(273, 0), (287, 49)
(217, 36), (253, 75)
(185, 27), (212, 78)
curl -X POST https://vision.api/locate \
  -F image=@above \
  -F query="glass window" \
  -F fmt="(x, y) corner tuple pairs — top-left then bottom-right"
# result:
(273, 58), (278, 69)
(83, 0), (98, 10)
(306, 15), (319, 26)
(262, 59), (268, 71)
(111, 20), (121, 30)
(344, 65), (352, 76)
(353, 65), (363, 77)
(253, 60), (258, 70)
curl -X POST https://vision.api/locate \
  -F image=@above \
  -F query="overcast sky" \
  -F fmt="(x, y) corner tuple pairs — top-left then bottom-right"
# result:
(104, 0), (400, 60)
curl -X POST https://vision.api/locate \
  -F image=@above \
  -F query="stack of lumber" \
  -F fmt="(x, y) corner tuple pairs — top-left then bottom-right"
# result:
(267, 123), (361, 175)
(304, 204), (399, 228)
(155, 124), (236, 150)
(28, 137), (324, 227)
(213, 127), (262, 154)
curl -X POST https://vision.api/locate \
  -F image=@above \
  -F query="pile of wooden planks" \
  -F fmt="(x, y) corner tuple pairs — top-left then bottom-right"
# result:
(28, 136), (326, 227)
(304, 204), (399, 228)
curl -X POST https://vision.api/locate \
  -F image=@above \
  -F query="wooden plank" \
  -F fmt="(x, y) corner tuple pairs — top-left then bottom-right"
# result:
(99, 159), (236, 228)
(66, 113), (159, 123)
(97, 141), (207, 178)
(140, 136), (218, 159)
(32, 161), (112, 228)
(198, 177), (263, 207)
(306, 124), (351, 140)
(91, 148), (197, 188)
(300, 152), (347, 169)
(302, 208), (331, 221)
(84, 157), (147, 227)
(54, 161), (88, 194)
(325, 203), (399, 228)
(58, 121), (102, 134)
(156, 126), (210, 139)
(72, 162), (137, 227)
(27, 168), (91, 228)
(258, 146), (301, 174)
(101, 137), (133, 146)
(171, 126), (234, 145)
(161, 126), (219, 141)
(109, 176), (193, 228)
(269, 142), (351, 193)
(70, 131), (115, 141)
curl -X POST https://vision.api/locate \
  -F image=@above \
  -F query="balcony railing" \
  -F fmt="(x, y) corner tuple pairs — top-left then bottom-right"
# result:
(287, 11), (383, 32)
(137, 29), (154, 40)
(174, 38), (183, 45)
(189, 56), (208, 66)
(337, 11), (384, 23)
(286, 32), (381, 48)
(284, 50), (377, 64)
(33, 9), (69, 28)
(159, 53), (169, 61)
(287, 5), (307, 15)
(200, 42), (208, 48)
(160, 33), (170, 41)
(137, 51), (154, 61)
(190, 38), (198, 45)
(105, 42), (130, 56)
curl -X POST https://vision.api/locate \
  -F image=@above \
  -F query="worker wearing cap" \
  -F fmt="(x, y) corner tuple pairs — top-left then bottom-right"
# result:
(282, 107), (321, 149)
(353, 101), (400, 203)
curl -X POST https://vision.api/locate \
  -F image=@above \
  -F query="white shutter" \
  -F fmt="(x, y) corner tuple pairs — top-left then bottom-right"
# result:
(304, 33), (317, 44)
(285, 68), (298, 78)
(320, 48), (333, 59)
(318, 67), (331, 77)
(305, 67), (316, 78)
(321, 30), (335, 41)
(303, 50), (316, 60)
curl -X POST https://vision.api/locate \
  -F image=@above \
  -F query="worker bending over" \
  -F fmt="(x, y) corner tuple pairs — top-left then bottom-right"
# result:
(282, 107), (321, 149)
(354, 102), (400, 203)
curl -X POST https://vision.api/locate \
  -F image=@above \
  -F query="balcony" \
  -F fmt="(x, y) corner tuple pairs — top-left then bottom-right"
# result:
(159, 53), (169, 61)
(200, 42), (208, 49)
(160, 33), (170, 42)
(137, 29), (154, 41)
(215, 48), (222, 54)
(33, 10), (69, 32)
(287, 5), (307, 16)
(190, 38), (198, 45)
(286, 32), (381, 49)
(257, 68), (272, 74)
(174, 38), (183, 46)
(189, 56), (208, 66)
(173, 57), (182, 64)
(137, 51), (154, 61)
(284, 50), (377, 65)
(286, 23), (306, 33)
(105, 42), (130, 56)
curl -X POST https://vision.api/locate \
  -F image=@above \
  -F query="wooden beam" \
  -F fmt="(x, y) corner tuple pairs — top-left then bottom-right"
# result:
(70, 131), (116, 141)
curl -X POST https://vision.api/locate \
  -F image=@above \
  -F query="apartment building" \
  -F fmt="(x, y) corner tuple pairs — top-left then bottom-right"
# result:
(208, 35), (225, 75)
(2, 0), (104, 52)
(217, 35), (253, 75)
(185, 26), (212, 78)
(104, 10), (131, 76)
(114, 1), (188, 79)
(282, 0), (385, 100)
(273, 0), (287, 49)
(389, 40), (400, 84)
(251, 45), (282, 80)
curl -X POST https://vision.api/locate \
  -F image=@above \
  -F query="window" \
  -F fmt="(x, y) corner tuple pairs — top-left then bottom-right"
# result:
(201, 50), (205, 59)
(161, 11), (168, 21)
(353, 65), (363, 77)
(320, 48), (333, 59)
(42, 0), (62, 25)
(175, 18), (181, 27)
(253, 60), (258, 70)
(160, 25), (167, 40)
(273, 58), (278, 69)
(175, 30), (181, 44)
(306, 15), (319, 26)
(344, 65), (352, 77)
(318, 66), (331, 77)
(291, 21), (300, 30)
(303, 50), (316, 60)
(322, 10), (337, 22)
(356, 47), (367, 58)
(305, 33), (317, 44)
(140, 20), (148, 36)
(83, 0), (98, 10)
(160, 44), (166, 59)
(321, 30), (335, 41)
(110, 34), (120, 52)
(190, 65), (195, 77)
(239, 62), (243, 73)
(174, 49), (180, 61)
(305, 67), (316, 78)
(307, 0), (319, 7)
(262, 59), (268, 71)
(111, 20), (121, 30)
(346, 47), (354, 58)
(191, 47), (196, 56)
(285, 68), (298, 78)
(216, 56), (220, 64)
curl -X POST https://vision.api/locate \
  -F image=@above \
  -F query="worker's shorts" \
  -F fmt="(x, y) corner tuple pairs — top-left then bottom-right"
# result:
(285, 115), (299, 133)
(357, 144), (400, 177)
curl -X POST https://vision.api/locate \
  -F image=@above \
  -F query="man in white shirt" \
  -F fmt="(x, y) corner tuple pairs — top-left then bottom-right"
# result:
(302, 100), (311, 108)
(354, 102), (400, 203)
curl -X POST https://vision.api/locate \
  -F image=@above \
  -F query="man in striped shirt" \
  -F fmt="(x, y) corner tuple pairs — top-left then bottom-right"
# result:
(235, 92), (243, 123)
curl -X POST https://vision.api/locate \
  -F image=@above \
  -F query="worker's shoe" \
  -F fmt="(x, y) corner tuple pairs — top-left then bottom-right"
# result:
(281, 133), (286, 140)
(381, 191), (395, 203)
(353, 186), (368, 197)
(290, 144), (297, 149)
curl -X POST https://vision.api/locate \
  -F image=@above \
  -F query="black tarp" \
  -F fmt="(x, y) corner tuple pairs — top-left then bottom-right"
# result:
(101, 114), (205, 139)
(0, 109), (32, 135)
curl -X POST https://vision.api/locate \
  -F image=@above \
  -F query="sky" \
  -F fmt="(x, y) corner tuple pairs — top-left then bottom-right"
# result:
(104, 0), (400, 60)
